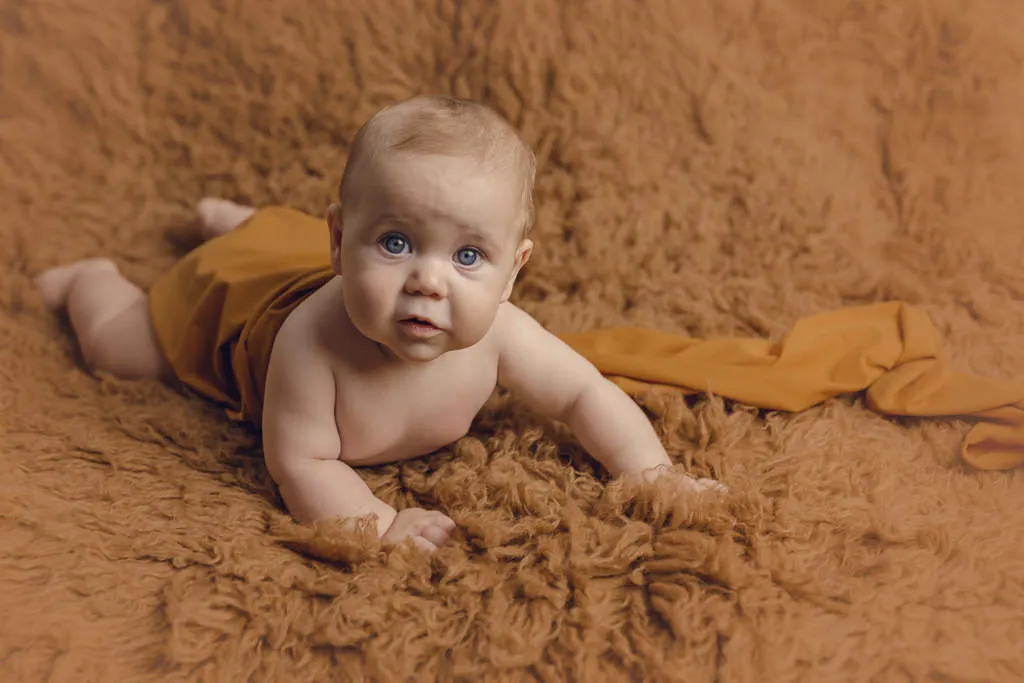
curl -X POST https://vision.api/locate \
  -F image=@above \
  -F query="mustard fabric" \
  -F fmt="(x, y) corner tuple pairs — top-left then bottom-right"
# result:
(560, 306), (1024, 470)
(148, 207), (334, 426)
(148, 207), (1024, 469)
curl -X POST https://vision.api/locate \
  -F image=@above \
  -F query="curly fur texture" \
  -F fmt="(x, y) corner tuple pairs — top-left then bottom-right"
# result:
(2, 0), (1024, 680)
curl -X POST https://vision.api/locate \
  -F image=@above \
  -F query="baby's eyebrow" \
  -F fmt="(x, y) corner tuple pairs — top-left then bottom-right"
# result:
(375, 211), (415, 227)
(459, 228), (499, 252)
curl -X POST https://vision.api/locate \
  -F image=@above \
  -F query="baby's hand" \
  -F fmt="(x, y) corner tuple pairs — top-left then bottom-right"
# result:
(381, 507), (457, 551)
(626, 464), (727, 495)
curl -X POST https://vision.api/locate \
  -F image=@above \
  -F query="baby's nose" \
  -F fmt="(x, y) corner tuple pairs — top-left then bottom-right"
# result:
(405, 262), (447, 298)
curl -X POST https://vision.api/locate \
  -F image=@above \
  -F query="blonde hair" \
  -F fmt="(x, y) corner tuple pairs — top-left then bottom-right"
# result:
(338, 95), (536, 236)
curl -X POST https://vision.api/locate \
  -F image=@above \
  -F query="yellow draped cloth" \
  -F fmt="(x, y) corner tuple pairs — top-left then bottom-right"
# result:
(147, 207), (1024, 470)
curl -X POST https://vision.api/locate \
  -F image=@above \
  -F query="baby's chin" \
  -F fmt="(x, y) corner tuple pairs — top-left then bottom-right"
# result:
(385, 344), (447, 363)
(378, 333), (477, 363)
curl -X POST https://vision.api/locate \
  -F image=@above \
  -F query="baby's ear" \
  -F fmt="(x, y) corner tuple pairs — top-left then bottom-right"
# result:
(501, 238), (534, 302)
(514, 239), (534, 273)
(326, 203), (344, 274)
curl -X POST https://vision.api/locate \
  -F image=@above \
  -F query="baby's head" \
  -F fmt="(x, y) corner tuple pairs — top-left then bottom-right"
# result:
(327, 95), (536, 362)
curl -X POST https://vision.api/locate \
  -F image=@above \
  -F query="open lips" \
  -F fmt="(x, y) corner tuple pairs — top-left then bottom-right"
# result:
(399, 316), (442, 337)
(401, 316), (438, 328)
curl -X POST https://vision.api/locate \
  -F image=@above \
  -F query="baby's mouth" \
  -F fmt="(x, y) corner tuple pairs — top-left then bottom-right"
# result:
(401, 316), (437, 328)
(398, 317), (442, 336)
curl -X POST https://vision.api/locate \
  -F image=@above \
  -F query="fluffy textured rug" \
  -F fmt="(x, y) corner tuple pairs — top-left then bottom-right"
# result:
(3, 0), (1024, 680)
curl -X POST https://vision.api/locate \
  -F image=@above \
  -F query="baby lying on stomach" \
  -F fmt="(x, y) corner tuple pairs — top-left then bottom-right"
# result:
(36, 95), (722, 551)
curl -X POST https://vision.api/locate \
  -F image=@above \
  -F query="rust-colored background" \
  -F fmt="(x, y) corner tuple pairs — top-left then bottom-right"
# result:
(3, 1), (1023, 681)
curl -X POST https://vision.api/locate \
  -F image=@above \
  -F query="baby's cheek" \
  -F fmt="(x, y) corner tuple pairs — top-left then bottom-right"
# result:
(353, 268), (386, 297)
(345, 273), (389, 324)
(455, 292), (500, 344)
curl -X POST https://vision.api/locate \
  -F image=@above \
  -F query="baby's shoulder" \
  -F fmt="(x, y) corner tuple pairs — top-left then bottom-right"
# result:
(486, 301), (547, 350)
(271, 279), (347, 372)
(490, 301), (530, 332)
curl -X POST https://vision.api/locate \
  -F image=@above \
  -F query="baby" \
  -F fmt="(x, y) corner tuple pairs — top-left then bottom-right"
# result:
(36, 95), (720, 551)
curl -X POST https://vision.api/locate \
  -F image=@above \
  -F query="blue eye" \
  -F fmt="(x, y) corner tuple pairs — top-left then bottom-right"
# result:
(456, 248), (481, 266)
(380, 234), (408, 255)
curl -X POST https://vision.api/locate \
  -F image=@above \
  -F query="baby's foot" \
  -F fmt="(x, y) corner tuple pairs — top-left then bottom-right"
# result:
(196, 197), (256, 239)
(34, 258), (118, 310)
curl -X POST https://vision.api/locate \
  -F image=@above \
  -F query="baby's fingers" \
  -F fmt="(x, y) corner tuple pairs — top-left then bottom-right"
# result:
(411, 535), (439, 552)
(418, 516), (456, 547)
(693, 477), (728, 494)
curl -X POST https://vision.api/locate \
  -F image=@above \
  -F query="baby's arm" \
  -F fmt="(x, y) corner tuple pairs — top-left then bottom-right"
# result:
(262, 326), (398, 533)
(494, 305), (672, 478)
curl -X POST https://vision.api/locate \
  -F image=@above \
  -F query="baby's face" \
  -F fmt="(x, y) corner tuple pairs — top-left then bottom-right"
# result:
(333, 151), (531, 362)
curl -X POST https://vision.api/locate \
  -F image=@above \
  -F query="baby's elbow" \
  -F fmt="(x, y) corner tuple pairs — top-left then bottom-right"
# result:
(263, 444), (298, 488)
(263, 431), (341, 487)
(557, 373), (609, 425)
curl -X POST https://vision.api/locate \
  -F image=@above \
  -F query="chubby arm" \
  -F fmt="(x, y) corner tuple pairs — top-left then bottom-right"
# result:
(262, 325), (397, 533)
(494, 305), (671, 477)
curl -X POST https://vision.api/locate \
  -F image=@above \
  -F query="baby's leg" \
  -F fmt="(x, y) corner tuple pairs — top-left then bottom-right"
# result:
(35, 259), (169, 380)
(35, 197), (254, 378)
(196, 197), (256, 240)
